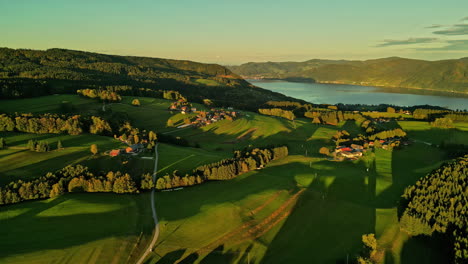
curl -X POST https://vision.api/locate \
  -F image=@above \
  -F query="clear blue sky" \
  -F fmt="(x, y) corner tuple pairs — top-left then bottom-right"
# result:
(1, 0), (467, 64)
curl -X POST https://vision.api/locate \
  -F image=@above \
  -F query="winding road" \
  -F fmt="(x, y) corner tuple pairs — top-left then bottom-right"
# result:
(136, 144), (160, 264)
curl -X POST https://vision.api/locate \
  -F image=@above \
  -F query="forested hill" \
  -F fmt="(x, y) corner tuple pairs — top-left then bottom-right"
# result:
(229, 57), (468, 93)
(0, 48), (295, 110)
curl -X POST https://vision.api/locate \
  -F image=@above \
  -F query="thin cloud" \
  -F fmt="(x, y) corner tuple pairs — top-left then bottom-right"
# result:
(376, 37), (438, 47)
(415, 40), (468, 51)
(425, 24), (444, 29)
(433, 24), (468, 35)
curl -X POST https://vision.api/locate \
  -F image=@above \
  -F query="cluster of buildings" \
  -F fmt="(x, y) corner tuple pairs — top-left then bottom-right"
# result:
(191, 108), (239, 127)
(333, 137), (410, 161)
(334, 144), (366, 160)
(169, 99), (195, 114)
(109, 143), (144, 157)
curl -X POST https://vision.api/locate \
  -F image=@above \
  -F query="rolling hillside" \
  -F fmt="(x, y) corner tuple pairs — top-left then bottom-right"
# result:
(0, 48), (296, 110)
(229, 57), (468, 93)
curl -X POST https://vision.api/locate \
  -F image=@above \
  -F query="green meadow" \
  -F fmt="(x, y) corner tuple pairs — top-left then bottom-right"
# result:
(145, 139), (449, 264)
(1, 94), (467, 264)
(398, 121), (468, 145)
(0, 95), (98, 114)
(0, 132), (126, 185)
(0, 193), (154, 264)
(108, 96), (207, 132)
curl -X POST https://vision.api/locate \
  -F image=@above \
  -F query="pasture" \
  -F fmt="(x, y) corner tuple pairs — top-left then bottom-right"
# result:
(0, 95), (97, 114)
(398, 121), (468, 145)
(144, 139), (450, 264)
(0, 193), (153, 264)
(0, 132), (126, 185)
(108, 97), (207, 132)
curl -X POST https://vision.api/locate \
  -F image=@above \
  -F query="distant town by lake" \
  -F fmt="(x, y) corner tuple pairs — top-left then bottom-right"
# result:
(249, 80), (468, 110)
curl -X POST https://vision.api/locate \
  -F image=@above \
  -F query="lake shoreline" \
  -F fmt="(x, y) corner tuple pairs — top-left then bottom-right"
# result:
(245, 77), (468, 97)
(248, 79), (468, 110)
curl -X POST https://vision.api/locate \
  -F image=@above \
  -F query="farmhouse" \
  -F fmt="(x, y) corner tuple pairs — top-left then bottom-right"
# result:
(126, 144), (144, 154)
(110, 149), (121, 157)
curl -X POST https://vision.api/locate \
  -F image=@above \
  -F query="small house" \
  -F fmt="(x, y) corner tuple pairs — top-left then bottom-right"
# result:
(110, 149), (120, 157)
(126, 144), (143, 153)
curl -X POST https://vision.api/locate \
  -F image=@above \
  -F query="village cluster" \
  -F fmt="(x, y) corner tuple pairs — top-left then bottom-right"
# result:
(333, 137), (409, 161)
(169, 100), (239, 128)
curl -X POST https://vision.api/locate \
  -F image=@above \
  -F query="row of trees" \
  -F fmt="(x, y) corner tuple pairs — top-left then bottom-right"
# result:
(155, 146), (289, 190)
(445, 113), (468, 122)
(431, 117), (455, 128)
(77, 89), (122, 102)
(0, 113), (84, 135)
(77, 87), (187, 103)
(258, 108), (296, 120)
(0, 113), (157, 147)
(0, 113), (117, 136)
(27, 140), (50, 152)
(368, 128), (406, 140)
(399, 155), (468, 263)
(413, 108), (450, 120)
(0, 165), (140, 205)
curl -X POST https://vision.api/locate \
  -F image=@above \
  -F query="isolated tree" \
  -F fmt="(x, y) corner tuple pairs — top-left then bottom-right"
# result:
(0, 138), (5, 149)
(319, 147), (330, 156)
(27, 139), (37, 151)
(148, 131), (157, 142)
(132, 99), (140, 106)
(90, 144), (98, 155)
(203, 98), (213, 106)
(357, 233), (378, 263)
(57, 140), (63, 150)
(167, 119), (174, 127)
(312, 117), (321, 125)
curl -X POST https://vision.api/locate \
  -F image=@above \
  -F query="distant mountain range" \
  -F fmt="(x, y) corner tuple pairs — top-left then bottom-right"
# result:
(0, 48), (296, 109)
(229, 57), (468, 94)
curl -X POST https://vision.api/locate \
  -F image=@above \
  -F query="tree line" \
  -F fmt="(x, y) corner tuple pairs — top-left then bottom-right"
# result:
(258, 108), (296, 120)
(445, 113), (468, 122)
(431, 117), (455, 128)
(77, 88), (122, 102)
(77, 86), (187, 102)
(413, 108), (450, 120)
(0, 165), (141, 205)
(399, 155), (468, 263)
(0, 113), (111, 136)
(0, 113), (158, 150)
(155, 146), (289, 190)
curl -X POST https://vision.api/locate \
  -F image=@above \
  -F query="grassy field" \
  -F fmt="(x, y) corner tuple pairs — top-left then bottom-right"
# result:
(166, 113), (335, 156)
(0, 132), (126, 185)
(142, 115), (460, 264)
(0, 193), (154, 264)
(362, 112), (413, 119)
(1, 95), (466, 264)
(108, 97), (207, 133)
(142, 138), (451, 264)
(0, 95), (98, 114)
(398, 121), (468, 145)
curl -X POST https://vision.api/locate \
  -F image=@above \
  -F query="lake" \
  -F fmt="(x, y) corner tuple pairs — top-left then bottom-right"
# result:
(249, 80), (468, 110)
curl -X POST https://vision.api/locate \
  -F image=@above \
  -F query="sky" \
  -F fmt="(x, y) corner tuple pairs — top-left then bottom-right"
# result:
(1, 0), (467, 65)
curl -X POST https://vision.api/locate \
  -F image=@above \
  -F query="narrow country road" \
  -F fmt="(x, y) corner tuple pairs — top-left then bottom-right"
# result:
(136, 144), (160, 264)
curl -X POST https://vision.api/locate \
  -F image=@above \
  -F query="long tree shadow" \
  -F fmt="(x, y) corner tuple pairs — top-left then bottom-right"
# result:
(0, 193), (139, 260)
(0, 149), (90, 185)
(260, 158), (377, 264)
